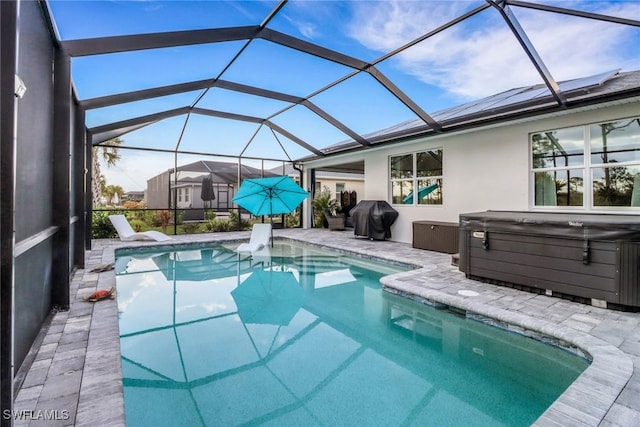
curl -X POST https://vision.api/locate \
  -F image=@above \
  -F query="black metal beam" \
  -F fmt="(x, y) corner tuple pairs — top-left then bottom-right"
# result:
(94, 141), (292, 163)
(52, 48), (72, 310)
(62, 25), (261, 57)
(302, 100), (370, 146)
(507, 0), (640, 27)
(80, 79), (216, 110)
(489, 0), (567, 106)
(367, 66), (444, 132)
(72, 103), (86, 266)
(81, 77), (368, 148)
(258, 27), (367, 70)
(374, 3), (492, 65)
(89, 106), (191, 142)
(84, 129), (92, 249)
(191, 107), (265, 124)
(1, 2), (17, 421)
(264, 121), (325, 157)
(215, 79), (303, 104)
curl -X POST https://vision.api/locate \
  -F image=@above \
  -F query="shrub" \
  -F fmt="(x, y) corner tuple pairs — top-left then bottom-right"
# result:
(312, 186), (339, 228)
(92, 211), (118, 239)
(228, 210), (250, 231)
(204, 218), (230, 232)
(156, 210), (172, 232)
(181, 222), (201, 234)
(130, 219), (145, 232)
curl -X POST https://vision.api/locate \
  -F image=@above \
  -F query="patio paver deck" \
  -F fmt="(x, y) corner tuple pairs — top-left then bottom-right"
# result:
(13, 228), (640, 426)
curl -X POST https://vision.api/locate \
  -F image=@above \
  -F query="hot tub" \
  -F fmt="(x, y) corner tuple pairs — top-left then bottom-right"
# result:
(459, 211), (640, 309)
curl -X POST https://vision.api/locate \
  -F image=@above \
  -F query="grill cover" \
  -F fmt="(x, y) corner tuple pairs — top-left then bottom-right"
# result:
(350, 200), (399, 240)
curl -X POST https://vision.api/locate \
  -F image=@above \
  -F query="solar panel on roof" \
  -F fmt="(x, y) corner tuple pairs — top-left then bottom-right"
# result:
(556, 69), (619, 93)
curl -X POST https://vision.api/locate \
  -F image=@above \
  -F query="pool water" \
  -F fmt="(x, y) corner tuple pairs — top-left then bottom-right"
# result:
(115, 242), (588, 427)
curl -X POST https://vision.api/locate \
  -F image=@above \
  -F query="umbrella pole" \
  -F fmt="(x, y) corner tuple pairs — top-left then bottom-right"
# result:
(269, 190), (274, 247)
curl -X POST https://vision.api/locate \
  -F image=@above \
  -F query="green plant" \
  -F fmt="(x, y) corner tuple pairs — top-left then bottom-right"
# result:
(156, 210), (172, 232)
(204, 218), (230, 232)
(228, 210), (250, 231)
(181, 222), (201, 234)
(130, 219), (145, 232)
(312, 186), (339, 228)
(285, 207), (301, 228)
(176, 210), (185, 226)
(91, 211), (119, 238)
(205, 210), (217, 221)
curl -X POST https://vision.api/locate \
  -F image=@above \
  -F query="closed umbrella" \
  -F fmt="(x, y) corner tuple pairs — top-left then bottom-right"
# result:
(200, 177), (215, 209)
(232, 176), (308, 245)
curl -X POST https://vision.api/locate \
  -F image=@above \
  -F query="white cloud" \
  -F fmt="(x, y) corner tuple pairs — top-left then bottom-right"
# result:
(101, 150), (173, 192)
(348, 1), (640, 100)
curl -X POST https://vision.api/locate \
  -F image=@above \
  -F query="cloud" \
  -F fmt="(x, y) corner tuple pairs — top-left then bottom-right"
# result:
(348, 1), (640, 100)
(101, 150), (173, 192)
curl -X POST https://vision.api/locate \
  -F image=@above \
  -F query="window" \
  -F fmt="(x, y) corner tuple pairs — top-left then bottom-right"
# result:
(390, 149), (443, 205)
(531, 117), (640, 209)
(336, 183), (345, 206)
(177, 188), (182, 202)
(185, 189), (189, 203)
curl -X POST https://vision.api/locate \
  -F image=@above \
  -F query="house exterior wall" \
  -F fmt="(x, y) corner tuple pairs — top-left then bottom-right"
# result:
(315, 178), (364, 205)
(147, 171), (171, 209)
(303, 101), (640, 244)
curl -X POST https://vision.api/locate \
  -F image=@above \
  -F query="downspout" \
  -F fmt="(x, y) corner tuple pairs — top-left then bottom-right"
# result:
(292, 162), (304, 228)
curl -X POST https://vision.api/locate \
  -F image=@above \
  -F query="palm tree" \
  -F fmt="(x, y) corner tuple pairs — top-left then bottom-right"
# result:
(103, 185), (116, 205)
(92, 138), (122, 206)
(103, 184), (124, 205)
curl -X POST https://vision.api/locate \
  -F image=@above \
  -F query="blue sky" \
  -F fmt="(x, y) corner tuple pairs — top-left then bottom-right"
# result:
(47, 0), (640, 191)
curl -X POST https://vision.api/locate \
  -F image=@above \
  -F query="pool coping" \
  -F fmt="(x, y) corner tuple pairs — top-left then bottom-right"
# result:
(13, 229), (638, 426)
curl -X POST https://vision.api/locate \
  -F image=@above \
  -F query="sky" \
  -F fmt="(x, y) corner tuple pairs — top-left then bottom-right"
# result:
(47, 0), (640, 191)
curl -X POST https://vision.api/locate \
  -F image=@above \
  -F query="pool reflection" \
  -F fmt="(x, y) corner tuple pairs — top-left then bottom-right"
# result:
(116, 243), (587, 427)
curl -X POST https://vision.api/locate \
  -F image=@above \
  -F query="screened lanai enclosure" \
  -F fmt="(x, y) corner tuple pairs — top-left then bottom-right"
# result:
(2, 0), (640, 420)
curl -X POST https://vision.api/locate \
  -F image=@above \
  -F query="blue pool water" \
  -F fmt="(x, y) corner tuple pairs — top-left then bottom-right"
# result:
(115, 242), (588, 427)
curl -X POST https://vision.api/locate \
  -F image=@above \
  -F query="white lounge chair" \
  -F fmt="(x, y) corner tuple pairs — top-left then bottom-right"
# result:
(108, 214), (172, 242)
(236, 223), (272, 254)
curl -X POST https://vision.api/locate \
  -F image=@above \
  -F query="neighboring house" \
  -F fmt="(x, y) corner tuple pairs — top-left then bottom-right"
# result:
(123, 191), (145, 203)
(302, 70), (640, 244)
(146, 160), (276, 213)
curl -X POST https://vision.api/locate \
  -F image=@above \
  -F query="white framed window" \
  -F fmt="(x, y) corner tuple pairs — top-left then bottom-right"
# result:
(177, 188), (182, 202)
(531, 117), (640, 210)
(185, 189), (189, 203)
(390, 149), (443, 205)
(336, 183), (345, 205)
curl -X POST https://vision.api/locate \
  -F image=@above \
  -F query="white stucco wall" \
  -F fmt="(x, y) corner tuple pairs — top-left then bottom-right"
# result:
(303, 100), (640, 243)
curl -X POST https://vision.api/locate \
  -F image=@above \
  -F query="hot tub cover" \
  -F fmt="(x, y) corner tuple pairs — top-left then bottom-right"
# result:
(350, 200), (399, 240)
(459, 210), (640, 241)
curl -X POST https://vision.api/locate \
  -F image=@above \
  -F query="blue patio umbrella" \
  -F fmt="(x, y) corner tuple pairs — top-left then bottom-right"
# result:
(233, 176), (308, 216)
(231, 269), (304, 326)
(232, 176), (308, 245)
(403, 183), (439, 204)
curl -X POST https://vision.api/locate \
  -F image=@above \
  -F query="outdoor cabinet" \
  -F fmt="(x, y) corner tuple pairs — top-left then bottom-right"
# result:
(459, 211), (640, 309)
(412, 221), (459, 254)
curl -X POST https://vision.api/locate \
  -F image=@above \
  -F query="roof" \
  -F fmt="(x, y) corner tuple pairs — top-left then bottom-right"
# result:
(173, 160), (276, 183)
(317, 69), (640, 157)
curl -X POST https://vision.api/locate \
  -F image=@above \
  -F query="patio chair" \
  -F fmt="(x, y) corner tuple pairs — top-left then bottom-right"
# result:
(236, 223), (272, 254)
(323, 208), (346, 231)
(108, 214), (172, 242)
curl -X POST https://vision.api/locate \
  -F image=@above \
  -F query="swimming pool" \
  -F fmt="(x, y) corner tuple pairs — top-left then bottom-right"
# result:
(115, 241), (588, 426)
